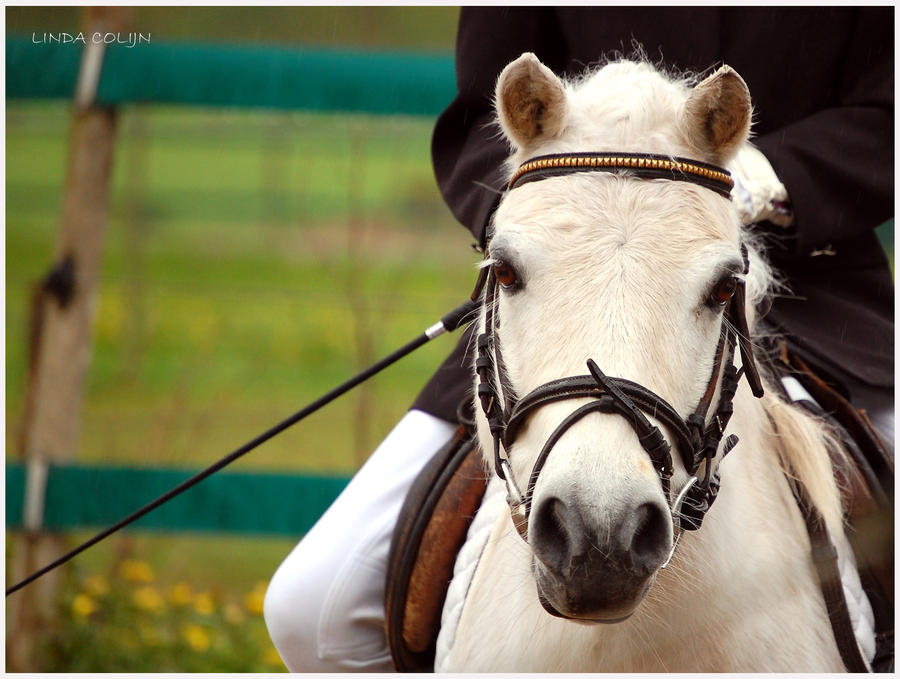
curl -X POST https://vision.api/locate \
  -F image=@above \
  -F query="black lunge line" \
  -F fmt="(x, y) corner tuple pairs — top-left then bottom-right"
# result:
(6, 298), (479, 597)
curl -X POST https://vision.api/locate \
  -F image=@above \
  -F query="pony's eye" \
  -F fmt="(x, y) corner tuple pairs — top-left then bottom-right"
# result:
(493, 261), (519, 289)
(710, 276), (738, 306)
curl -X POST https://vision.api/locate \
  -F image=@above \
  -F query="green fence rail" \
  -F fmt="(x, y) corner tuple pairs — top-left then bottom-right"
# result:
(6, 35), (456, 115)
(7, 463), (350, 537)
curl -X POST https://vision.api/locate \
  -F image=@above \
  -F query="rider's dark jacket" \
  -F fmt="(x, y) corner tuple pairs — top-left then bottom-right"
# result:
(413, 6), (894, 422)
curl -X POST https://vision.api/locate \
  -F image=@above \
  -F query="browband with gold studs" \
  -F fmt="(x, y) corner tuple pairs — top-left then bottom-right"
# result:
(508, 152), (734, 199)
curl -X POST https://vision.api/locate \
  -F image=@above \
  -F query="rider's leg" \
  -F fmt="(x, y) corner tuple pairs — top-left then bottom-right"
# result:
(263, 409), (457, 672)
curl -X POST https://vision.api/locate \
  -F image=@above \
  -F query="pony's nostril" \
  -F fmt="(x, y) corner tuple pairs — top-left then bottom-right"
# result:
(628, 501), (671, 572)
(530, 496), (576, 574)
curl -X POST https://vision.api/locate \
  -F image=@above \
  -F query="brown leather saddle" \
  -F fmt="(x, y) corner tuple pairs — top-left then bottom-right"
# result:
(384, 423), (487, 672)
(384, 344), (894, 672)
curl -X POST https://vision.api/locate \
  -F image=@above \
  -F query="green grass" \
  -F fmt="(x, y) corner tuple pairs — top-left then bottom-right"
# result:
(6, 100), (477, 671)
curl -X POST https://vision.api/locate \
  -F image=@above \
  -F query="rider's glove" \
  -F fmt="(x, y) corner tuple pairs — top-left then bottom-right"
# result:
(729, 145), (793, 227)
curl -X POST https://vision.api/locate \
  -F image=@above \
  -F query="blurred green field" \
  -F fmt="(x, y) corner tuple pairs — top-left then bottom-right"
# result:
(6, 100), (477, 670)
(7, 102), (478, 470)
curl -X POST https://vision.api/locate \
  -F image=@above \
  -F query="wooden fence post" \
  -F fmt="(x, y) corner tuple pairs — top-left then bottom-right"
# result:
(6, 7), (131, 671)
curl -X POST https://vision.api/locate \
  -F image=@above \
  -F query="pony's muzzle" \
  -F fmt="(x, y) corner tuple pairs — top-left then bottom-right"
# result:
(530, 494), (672, 621)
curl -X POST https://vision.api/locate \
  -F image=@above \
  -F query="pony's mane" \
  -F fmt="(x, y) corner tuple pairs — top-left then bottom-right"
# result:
(742, 220), (845, 534)
(748, 244), (848, 534)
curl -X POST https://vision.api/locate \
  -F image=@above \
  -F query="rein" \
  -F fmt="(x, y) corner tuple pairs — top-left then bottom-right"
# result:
(476, 152), (765, 547)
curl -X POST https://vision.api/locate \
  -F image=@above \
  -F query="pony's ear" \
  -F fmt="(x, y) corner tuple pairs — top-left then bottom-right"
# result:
(496, 52), (568, 150)
(681, 66), (751, 164)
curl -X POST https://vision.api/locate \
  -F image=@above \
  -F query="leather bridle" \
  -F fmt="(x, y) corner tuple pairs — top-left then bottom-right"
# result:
(474, 152), (766, 547)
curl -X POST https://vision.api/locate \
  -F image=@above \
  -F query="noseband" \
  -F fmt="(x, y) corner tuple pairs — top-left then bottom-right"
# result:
(475, 152), (765, 546)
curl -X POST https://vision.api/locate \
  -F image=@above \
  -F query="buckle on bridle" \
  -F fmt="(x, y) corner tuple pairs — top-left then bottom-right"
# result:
(499, 457), (528, 539)
(586, 359), (674, 478)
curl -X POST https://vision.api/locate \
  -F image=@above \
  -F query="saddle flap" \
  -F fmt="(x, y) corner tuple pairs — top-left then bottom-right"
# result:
(385, 426), (487, 672)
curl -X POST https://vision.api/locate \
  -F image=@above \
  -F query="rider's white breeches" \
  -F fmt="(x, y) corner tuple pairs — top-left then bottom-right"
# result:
(263, 409), (456, 672)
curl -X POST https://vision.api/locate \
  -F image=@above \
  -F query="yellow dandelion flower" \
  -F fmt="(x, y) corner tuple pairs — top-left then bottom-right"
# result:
(72, 593), (97, 618)
(82, 574), (109, 597)
(182, 623), (211, 653)
(193, 591), (215, 616)
(119, 559), (155, 583)
(133, 585), (165, 613)
(224, 601), (245, 625)
(243, 584), (266, 616)
(263, 646), (285, 667)
(170, 582), (193, 606)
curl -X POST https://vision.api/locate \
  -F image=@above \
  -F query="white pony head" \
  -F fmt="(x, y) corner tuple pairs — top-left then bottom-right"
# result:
(476, 53), (760, 622)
